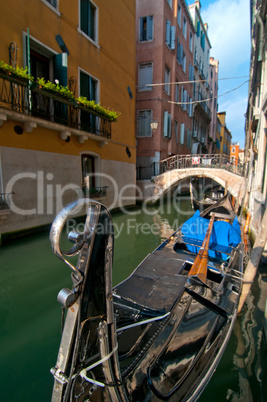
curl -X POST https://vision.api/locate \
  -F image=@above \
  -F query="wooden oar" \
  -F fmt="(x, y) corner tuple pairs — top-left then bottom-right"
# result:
(188, 213), (215, 284)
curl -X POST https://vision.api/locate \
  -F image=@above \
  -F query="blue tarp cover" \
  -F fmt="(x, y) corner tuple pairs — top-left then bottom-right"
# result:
(181, 210), (241, 260)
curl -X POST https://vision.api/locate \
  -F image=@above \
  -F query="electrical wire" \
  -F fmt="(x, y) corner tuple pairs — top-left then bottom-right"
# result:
(145, 75), (250, 88)
(168, 80), (249, 106)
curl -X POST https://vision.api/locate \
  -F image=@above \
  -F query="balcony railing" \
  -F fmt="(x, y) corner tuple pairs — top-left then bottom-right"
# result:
(82, 186), (108, 198)
(0, 71), (112, 138)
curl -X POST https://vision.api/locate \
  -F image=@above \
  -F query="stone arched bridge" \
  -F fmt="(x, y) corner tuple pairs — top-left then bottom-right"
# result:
(137, 167), (246, 204)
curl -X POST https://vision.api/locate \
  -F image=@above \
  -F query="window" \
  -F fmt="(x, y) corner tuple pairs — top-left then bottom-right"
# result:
(177, 4), (181, 27)
(175, 81), (179, 102)
(177, 37), (183, 64)
(189, 31), (193, 52)
(182, 51), (186, 73)
(167, 0), (172, 8)
(183, 88), (187, 111)
(138, 63), (153, 91)
(181, 85), (184, 108)
(163, 111), (171, 138)
(137, 110), (152, 137)
(80, 71), (99, 132)
(164, 66), (170, 95)
(180, 123), (185, 144)
(81, 155), (95, 189)
(183, 16), (187, 39)
(189, 62), (194, 81)
(28, 39), (68, 120)
(139, 16), (153, 41)
(196, 20), (200, 37)
(175, 120), (179, 143)
(187, 129), (191, 148)
(80, 0), (97, 42)
(166, 20), (171, 47)
(44, 0), (57, 8)
(189, 97), (193, 117)
(166, 21), (175, 49)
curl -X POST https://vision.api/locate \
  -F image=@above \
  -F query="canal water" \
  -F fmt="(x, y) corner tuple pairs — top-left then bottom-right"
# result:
(0, 197), (266, 401)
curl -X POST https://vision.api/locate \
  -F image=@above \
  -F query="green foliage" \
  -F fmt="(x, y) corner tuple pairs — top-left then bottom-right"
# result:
(0, 61), (34, 81)
(0, 61), (120, 122)
(37, 77), (75, 100)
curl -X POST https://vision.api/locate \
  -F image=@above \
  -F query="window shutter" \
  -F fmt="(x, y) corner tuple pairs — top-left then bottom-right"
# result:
(175, 121), (179, 143)
(171, 26), (176, 50)
(184, 89), (187, 110)
(179, 43), (183, 64)
(139, 17), (144, 41)
(147, 16), (153, 40)
(168, 113), (171, 138)
(180, 123), (185, 144)
(163, 111), (169, 137)
(54, 53), (68, 86)
(175, 83), (179, 102)
(183, 53), (186, 73)
(166, 20), (171, 46)
(197, 20), (200, 37)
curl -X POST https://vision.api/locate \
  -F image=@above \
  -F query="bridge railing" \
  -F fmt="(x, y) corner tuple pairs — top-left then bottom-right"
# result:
(136, 154), (248, 180)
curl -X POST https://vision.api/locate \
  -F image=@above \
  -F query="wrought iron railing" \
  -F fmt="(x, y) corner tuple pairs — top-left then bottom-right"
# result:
(0, 72), (112, 138)
(82, 186), (108, 198)
(136, 154), (248, 180)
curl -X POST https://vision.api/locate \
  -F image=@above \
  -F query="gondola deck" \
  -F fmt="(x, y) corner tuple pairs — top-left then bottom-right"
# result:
(49, 196), (243, 401)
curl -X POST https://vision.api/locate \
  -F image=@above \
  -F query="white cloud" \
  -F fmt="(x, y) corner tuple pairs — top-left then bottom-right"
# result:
(201, 0), (250, 147)
(202, 0), (250, 75)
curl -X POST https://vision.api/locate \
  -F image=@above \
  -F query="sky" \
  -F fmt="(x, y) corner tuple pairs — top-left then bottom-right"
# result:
(188, 0), (251, 148)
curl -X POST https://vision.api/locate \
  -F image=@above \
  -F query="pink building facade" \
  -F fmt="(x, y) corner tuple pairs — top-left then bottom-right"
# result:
(208, 57), (219, 153)
(136, 0), (195, 177)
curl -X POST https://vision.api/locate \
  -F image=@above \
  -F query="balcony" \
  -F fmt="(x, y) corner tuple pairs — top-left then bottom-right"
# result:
(194, 91), (211, 121)
(0, 69), (116, 141)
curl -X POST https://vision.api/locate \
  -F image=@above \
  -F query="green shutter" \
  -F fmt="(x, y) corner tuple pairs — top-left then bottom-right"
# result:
(197, 20), (200, 37)
(53, 53), (68, 86)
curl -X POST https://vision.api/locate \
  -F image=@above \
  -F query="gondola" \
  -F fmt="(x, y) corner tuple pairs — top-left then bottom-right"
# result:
(191, 187), (226, 212)
(49, 195), (243, 401)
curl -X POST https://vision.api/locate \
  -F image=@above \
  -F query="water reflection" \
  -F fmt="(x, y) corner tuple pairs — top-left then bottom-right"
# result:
(199, 261), (267, 402)
(0, 198), (266, 402)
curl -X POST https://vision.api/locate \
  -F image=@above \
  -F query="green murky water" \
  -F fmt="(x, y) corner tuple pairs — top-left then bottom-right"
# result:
(0, 198), (266, 401)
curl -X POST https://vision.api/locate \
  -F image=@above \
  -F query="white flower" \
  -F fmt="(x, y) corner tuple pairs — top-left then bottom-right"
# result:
(55, 79), (59, 84)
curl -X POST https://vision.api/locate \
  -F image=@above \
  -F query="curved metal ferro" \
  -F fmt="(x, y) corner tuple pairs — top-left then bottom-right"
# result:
(49, 198), (103, 273)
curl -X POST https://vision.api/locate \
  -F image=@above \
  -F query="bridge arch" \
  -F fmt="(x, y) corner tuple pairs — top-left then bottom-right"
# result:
(151, 168), (246, 203)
